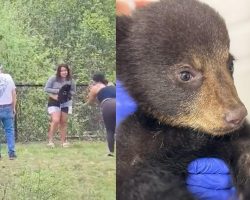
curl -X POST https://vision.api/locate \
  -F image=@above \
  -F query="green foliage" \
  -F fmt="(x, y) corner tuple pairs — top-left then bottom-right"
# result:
(0, 1), (53, 83)
(0, 0), (115, 84)
(0, 0), (115, 142)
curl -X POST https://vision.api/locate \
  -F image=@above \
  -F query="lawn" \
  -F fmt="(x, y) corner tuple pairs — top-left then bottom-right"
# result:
(0, 141), (115, 200)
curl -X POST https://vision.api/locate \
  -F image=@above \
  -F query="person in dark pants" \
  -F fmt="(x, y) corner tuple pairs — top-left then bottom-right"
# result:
(85, 73), (116, 156)
(0, 64), (17, 160)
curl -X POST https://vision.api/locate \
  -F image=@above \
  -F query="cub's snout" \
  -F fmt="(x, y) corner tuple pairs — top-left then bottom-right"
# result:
(224, 105), (247, 129)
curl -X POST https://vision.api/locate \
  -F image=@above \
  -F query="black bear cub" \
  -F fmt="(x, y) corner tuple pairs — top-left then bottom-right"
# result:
(116, 0), (250, 199)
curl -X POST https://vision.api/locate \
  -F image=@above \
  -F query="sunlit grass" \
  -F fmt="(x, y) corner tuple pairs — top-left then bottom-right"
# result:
(0, 141), (115, 200)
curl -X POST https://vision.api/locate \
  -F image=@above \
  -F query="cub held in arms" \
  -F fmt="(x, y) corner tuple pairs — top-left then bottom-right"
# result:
(116, 0), (250, 199)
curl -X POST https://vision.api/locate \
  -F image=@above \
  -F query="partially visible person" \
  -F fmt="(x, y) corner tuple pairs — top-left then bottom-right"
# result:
(116, 80), (137, 125)
(0, 63), (17, 160)
(44, 64), (76, 148)
(85, 73), (116, 156)
(116, 0), (159, 16)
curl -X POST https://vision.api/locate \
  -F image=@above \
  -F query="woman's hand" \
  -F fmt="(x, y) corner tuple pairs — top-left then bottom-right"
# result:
(49, 94), (58, 100)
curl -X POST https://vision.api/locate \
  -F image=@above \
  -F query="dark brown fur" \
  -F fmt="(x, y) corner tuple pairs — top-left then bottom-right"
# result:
(116, 0), (250, 199)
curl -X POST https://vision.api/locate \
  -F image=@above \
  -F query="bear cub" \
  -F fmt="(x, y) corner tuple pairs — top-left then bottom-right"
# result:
(116, 0), (250, 199)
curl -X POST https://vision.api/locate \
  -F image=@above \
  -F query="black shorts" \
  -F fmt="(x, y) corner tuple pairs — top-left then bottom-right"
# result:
(47, 98), (69, 114)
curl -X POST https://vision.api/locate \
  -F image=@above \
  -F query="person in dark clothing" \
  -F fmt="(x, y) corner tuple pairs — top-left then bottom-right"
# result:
(85, 73), (116, 156)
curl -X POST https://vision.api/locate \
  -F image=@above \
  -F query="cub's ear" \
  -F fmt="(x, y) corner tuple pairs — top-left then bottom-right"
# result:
(116, 16), (133, 46)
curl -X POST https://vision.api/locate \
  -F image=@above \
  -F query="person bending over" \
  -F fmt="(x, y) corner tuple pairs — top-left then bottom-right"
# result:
(85, 73), (116, 156)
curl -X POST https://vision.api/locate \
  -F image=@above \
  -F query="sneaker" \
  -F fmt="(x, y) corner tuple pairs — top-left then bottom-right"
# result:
(62, 142), (70, 148)
(47, 142), (55, 148)
(9, 154), (17, 160)
(107, 152), (114, 157)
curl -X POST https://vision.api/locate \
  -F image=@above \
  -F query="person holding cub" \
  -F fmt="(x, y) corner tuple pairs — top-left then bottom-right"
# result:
(44, 64), (76, 148)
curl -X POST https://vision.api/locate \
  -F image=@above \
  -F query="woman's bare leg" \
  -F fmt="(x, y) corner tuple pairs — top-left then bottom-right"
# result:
(48, 111), (61, 143)
(59, 111), (68, 144)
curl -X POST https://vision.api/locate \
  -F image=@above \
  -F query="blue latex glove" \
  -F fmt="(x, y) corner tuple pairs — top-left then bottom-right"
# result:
(116, 80), (237, 200)
(187, 158), (238, 200)
(116, 80), (137, 125)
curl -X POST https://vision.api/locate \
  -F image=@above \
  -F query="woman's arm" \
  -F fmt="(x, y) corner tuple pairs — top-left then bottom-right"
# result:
(44, 76), (59, 94)
(48, 93), (58, 100)
(9, 75), (17, 114)
(12, 89), (17, 114)
(85, 85), (98, 105)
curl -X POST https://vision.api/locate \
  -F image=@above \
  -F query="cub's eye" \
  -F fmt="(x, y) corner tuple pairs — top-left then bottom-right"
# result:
(179, 71), (193, 81)
(228, 60), (234, 74)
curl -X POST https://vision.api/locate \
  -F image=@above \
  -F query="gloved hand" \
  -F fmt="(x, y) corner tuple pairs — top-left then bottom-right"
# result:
(116, 80), (137, 125)
(187, 158), (238, 200)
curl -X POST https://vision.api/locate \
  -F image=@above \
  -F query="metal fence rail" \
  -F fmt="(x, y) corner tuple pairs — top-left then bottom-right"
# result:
(0, 84), (105, 143)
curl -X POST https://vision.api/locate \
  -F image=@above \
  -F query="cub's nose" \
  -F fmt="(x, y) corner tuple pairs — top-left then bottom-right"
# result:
(224, 106), (248, 128)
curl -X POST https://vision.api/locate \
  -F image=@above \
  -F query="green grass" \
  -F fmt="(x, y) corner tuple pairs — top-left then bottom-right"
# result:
(0, 141), (115, 200)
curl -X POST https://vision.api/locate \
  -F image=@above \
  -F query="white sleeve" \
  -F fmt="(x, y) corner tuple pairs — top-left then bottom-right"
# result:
(8, 75), (16, 90)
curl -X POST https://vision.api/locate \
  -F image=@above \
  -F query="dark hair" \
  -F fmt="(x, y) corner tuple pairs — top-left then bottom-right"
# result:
(56, 64), (71, 81)
(92, 72), (108, 85)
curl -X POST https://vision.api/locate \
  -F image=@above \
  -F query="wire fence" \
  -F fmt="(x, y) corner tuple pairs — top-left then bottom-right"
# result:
(0, 84), (106, 143)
